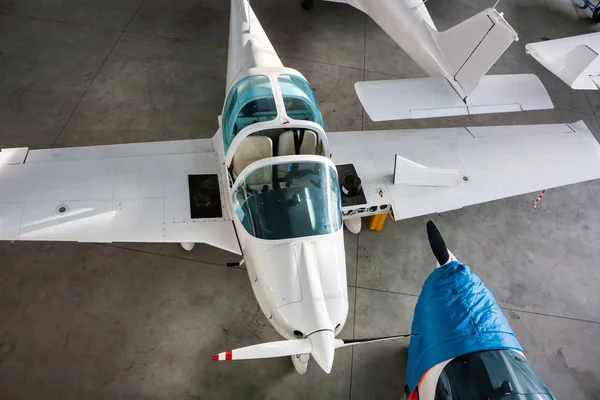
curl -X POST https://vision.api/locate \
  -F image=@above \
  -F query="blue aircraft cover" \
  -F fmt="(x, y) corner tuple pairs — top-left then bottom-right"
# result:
(406, 261), (523, 391)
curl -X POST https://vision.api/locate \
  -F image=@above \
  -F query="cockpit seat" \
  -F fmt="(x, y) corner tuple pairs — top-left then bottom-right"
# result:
(278, 129), (318, 156)
(233, 136), (273, 186)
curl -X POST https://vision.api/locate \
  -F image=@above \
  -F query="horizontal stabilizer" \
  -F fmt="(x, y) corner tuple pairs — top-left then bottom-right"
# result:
(526, 33), (600, 90)
(356, 74), (552, 121)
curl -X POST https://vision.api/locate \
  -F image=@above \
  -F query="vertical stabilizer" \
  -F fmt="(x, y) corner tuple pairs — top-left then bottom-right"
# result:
(430, 8), (518, 97)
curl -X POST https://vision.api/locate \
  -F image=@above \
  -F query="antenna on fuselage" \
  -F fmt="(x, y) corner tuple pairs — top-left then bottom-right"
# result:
(247, 0), (251, 33)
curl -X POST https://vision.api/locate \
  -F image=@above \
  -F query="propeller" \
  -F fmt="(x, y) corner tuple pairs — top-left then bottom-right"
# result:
(426, 220), (449, 266)
(426, 220), (457, 266)
(212, 332), (413, 373)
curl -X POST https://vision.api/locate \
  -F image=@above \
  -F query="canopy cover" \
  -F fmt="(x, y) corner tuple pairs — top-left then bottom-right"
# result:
(406, 261), (523, 391)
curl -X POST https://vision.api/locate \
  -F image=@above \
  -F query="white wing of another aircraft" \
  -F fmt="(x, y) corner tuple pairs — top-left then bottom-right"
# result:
(330, 121), (600, 221)
(526, 33), (600, 90)
(0, 139), (241, 255)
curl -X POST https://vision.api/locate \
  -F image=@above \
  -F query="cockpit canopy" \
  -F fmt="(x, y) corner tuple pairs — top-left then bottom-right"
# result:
(232, 159), (342, 240)
(222, 73), (324, 154)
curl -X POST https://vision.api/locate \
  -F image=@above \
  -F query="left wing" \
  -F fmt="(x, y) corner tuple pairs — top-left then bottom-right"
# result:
(0, 139), (241, 255)
(330, 121), (600, 221)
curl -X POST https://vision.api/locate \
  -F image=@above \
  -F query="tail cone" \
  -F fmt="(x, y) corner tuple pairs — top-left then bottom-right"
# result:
(309, 330), (335, 374)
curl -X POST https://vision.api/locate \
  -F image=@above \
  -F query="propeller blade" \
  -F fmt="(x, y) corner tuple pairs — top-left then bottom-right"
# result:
(212, 339), (312, 361)
(426, 220), (449, 266)
(334, 333), (413, 349)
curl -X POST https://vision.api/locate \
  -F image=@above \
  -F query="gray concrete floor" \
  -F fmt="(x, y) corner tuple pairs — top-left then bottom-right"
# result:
(1, 0), (599, 398)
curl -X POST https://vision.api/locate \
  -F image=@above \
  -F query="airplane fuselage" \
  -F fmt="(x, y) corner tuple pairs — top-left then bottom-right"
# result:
(213, 0), (350, 348)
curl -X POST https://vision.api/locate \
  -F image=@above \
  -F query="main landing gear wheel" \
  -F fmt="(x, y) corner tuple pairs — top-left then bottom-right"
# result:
(301, 0), (313, 10)
(180, 242), (195, 251)
(344, 218), (362, 234)
(292, 354), (310, 374)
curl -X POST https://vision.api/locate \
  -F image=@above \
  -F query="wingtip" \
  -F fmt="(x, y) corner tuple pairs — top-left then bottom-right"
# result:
(212, 354), (219, 361)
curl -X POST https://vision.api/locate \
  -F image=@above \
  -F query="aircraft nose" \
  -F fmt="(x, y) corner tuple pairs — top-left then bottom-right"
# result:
(309, 330), (335, 374)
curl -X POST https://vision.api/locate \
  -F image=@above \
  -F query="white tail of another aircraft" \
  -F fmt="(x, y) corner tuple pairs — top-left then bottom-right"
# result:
(325, 0), (553, 120)
(527, 33), (600, 90)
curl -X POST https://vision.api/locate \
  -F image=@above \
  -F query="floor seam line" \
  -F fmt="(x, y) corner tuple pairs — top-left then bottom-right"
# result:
(0, 11), (123, 32)
(282, 54), (366, 73)
(355, 285), (600, 324)
(554, 106), (595, 116)
(121, 31), (364, 73)
(500, 306), (600, 325)
(355, 285), (420, 297)
(349, 232), (360, 400)
(49, 0), (146, 148)
(97, 243), (243, 272)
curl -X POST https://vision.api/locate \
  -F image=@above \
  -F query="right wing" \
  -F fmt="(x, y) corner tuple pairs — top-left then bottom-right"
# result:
(0, 138), (241, 255)
(330, 121), (600, 221)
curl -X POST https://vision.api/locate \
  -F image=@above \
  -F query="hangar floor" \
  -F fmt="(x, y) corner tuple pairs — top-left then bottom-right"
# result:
(1, 0), (599, 398)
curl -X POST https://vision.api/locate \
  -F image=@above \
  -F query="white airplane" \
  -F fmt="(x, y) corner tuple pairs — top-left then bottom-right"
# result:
(311, 0), (555, 121)
(527, 32), (600, 90)
(2, 0), (600, 375)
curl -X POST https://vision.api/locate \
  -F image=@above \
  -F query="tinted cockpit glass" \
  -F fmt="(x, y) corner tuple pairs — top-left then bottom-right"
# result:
(233, 161), (341, 240)
(222, 75), (277, 154)
(435, 350), (556, 400)
(278, 74), (324, 127)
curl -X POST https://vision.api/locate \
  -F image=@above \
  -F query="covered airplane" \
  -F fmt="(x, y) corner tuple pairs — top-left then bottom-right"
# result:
(405, 221), (556, 399)
(1, 0), (600, 375)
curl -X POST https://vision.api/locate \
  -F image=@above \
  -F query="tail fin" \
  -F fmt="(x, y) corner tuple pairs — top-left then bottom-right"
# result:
(430, 8), (517, 97)
(526, 33), (600, 90)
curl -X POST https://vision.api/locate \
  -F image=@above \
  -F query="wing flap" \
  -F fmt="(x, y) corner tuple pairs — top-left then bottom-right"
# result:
(329, 121), (600, 221)
(0, 139), (241, 254)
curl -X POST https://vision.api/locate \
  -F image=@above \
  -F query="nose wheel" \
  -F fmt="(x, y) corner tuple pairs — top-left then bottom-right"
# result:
(301, 0), (313, 10)
(292, 354), (310, 374)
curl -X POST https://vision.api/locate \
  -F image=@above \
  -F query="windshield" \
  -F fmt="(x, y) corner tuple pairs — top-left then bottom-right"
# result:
(233, 161), (342, 240)
(278, 74), (324, 127)
(222, 75), (277, 154)
(435, 350), (556, 400)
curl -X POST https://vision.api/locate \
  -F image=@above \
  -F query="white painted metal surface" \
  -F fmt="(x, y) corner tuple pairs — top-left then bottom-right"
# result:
(329, 121), (600, 221)
(356, 74), (552, 121)
(393, 155), (460, 187)
(526, 33), (600, 90)
(0, 147), (28, 165)
(326, 0), (518, 99)
(0, 139), (241, 255)
(226, 0), (283, 91)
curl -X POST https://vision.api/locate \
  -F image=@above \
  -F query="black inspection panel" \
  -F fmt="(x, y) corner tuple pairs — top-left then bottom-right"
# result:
(335, 164), (367, 208)
(188, 175), (223, 219)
